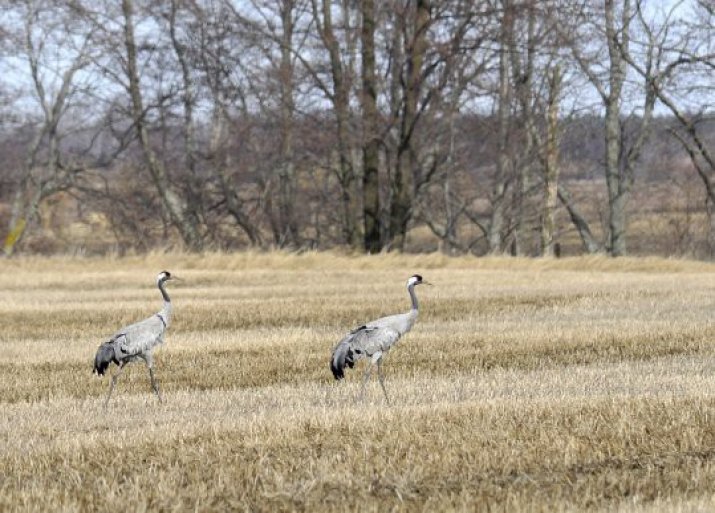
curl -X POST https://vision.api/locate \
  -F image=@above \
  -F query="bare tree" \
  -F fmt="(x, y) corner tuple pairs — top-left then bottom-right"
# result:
(506, 0), (538, 256)
(567, 0), (657, 256)
(623, 0), (715, 252)
(121, 0), (203, 251)
(2, 1), (94, 255)
(383, 0), (479, 251)
(310, 0), (361, 247)
(165, 0), (207, 238)
(541, 63), (562, 256)
(228, 0), (304, 247)
(487, 0), (513, 254)
(276, 0), (300, 247)
(387, 0), (431, 250)
(602, 0), (631, 256)
(360, 0), (381, 253)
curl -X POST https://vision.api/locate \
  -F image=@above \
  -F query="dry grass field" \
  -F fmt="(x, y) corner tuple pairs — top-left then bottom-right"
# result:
(2, 252), (715, 512)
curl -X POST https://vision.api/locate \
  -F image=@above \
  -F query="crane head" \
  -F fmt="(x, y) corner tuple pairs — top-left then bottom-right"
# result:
(156, 270), (178, 285)
(407, 274), (431, 287)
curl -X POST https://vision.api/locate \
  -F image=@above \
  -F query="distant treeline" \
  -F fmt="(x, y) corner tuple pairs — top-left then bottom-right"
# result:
(0, 1), (713, 257)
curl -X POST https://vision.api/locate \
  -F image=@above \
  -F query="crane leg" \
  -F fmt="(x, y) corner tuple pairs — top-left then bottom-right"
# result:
(104, 362), (126, 408)
(359, 362), (374, 401)
(148, 365), (163, 404)
(377, 358), (390, 405)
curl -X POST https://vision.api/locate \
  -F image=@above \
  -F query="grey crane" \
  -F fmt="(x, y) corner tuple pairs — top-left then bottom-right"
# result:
(93, 270), (178, 407)
(330, 274), (430, 403)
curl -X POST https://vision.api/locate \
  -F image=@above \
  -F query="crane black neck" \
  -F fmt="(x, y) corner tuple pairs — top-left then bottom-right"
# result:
(158, 279), (171, 303)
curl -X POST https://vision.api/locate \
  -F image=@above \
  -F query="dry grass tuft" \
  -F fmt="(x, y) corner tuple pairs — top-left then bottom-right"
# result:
(1, 251), (714, 511)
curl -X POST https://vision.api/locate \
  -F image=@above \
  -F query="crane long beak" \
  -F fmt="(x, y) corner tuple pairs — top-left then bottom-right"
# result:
(423, 280), (434, 286)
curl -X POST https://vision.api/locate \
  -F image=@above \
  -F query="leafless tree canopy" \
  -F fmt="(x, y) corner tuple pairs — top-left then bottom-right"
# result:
(0, 0), (713, 257)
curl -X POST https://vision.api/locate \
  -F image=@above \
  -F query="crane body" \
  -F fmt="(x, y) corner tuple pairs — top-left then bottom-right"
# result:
(93, 271), (176, 407)
(330, 274), (428, 402)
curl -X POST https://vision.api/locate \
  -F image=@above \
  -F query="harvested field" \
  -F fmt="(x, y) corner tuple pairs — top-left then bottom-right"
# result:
(1, 252), (714, 512)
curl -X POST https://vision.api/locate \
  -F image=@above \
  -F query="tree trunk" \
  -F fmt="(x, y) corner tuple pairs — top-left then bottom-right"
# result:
(488, 1), (513, 254)
(278, 0), (299, 247)
(168, 0), (205, 242)
(604, 0), (630, 256)
(360, 0), (381, 253)
(313, 0), (360, 247)
(389, 0), (430, 250)
(507, 0), (536, 256)
(122, 0), (202, 251)
(541, 64), (561, 256)
(441, 68), (463, 253)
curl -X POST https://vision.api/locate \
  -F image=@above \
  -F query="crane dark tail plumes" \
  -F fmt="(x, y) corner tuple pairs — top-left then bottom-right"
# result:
(93, 343), (116, 376)
(330, 341), (355, 380)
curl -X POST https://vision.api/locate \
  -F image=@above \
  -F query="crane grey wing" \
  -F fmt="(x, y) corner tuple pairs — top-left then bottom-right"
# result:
(112, 315), (166, 358)
(113, 333), (132, 356)
(351, 325), (400, 355)
(330, 325), (399, 380)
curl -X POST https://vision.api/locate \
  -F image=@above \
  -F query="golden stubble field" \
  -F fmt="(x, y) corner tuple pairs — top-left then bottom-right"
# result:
(2, 252), (715, 512)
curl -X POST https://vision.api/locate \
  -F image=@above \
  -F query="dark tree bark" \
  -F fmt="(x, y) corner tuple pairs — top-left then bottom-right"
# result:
(488, 0), (513, 254)
(389, 0), (431, 250)
(360, 0), (381, 253)
(506, 0), (537, 256)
